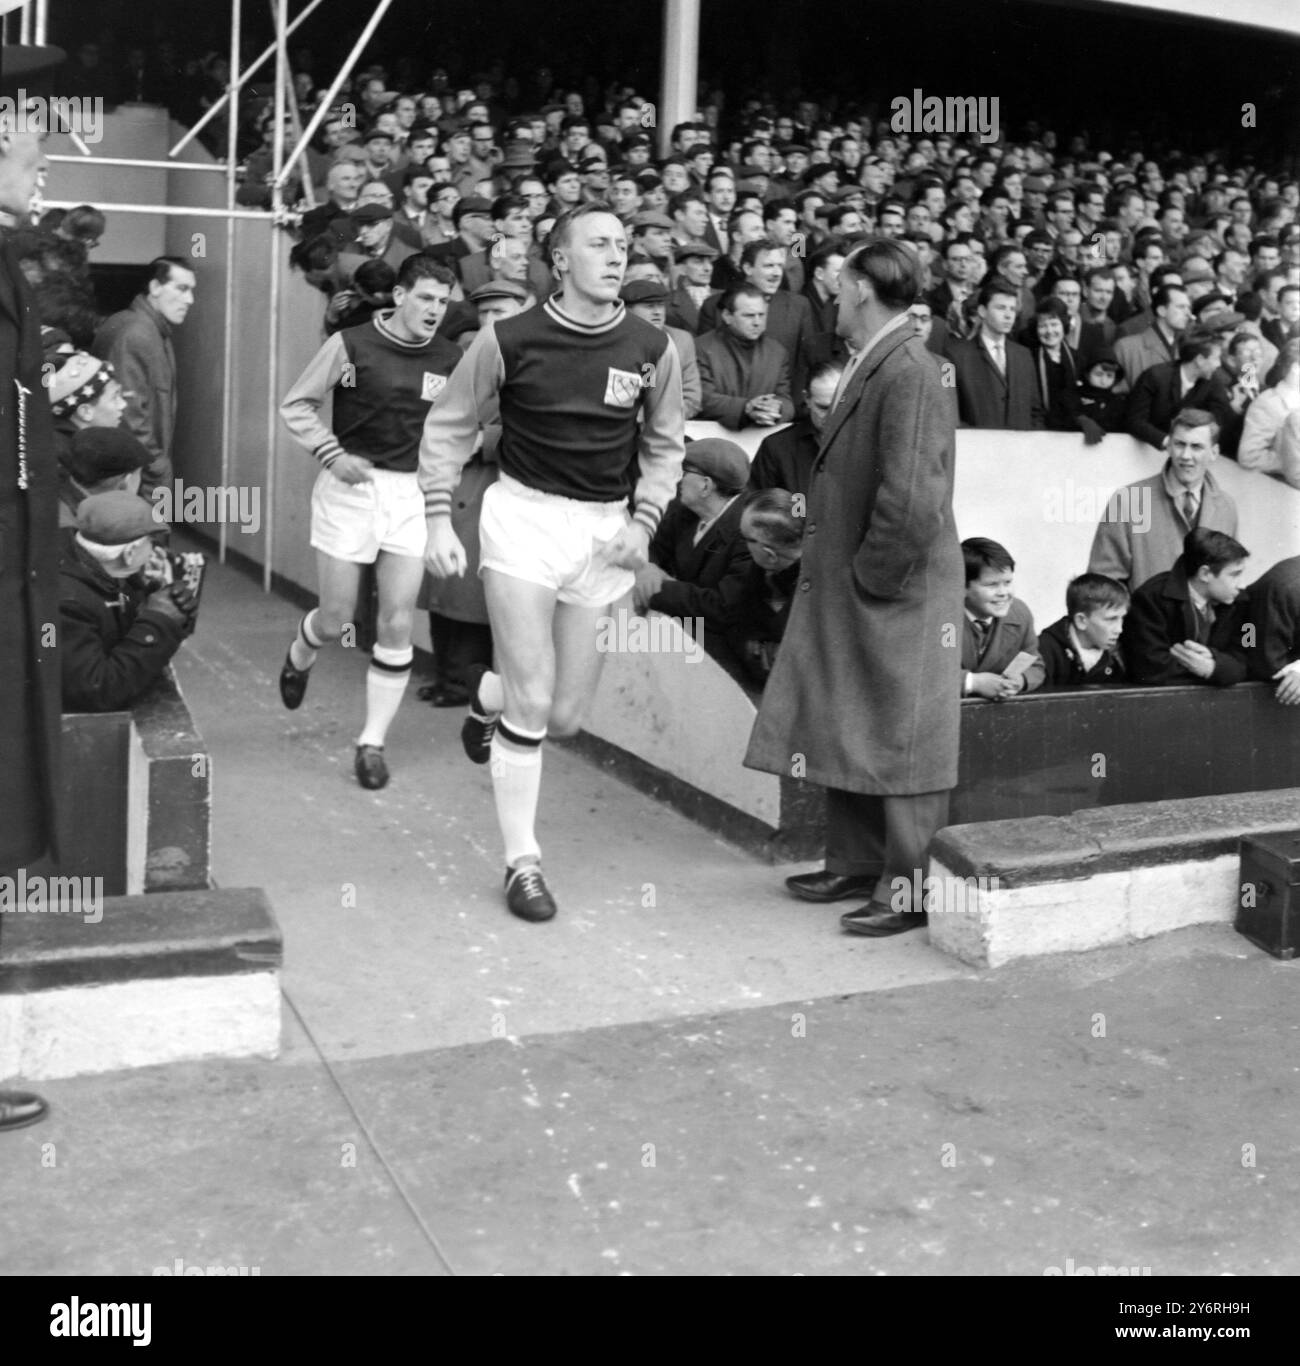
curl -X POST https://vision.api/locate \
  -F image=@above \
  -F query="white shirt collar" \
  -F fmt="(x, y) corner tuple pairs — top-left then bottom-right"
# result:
(693, 493), (739, 545)
(1068, 623), (1104, 671)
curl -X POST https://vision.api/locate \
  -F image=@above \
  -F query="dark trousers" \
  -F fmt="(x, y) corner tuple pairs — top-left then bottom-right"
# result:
(824, 787), (951, 910)
(429, 613), (493, 687)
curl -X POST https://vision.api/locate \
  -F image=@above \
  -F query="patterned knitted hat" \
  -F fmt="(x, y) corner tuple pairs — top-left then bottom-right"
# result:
(48, 349), (117, 417)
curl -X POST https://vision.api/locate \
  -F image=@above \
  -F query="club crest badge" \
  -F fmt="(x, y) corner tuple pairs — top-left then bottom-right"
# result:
(603, 366), (643, 409)
(422, 372), (448, 402)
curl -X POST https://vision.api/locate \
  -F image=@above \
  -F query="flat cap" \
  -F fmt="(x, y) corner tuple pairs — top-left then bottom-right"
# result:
(682, 437), (750, 493)
(470, 280), (529, 304)
(630, 210), (675, 230)
(620, 279), (668, 304)
(76, 490), (160, 546)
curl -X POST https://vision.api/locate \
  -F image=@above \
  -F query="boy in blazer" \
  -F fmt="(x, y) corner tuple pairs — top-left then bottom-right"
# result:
(960, 538), (1046, 699)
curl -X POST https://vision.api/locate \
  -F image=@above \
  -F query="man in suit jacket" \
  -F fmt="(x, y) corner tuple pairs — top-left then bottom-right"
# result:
(945, 276), (1045, 429)
(1126, 336), (1233, 449)
(697, 239), (817, 397)
(633, 437), (755, 667)
(696, 286), (795, 430)
(802, 240), (849, 368)
(745, 239), (963, 937)
(1114, 284), (1192, 390)
(1123, 528), (1251, 687)
(926, 235), (978, 342)
(1089, 409), (1238, 590)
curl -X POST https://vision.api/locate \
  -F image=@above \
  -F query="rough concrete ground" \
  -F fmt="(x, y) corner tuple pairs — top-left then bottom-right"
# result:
(2, 547), (1296, 1277)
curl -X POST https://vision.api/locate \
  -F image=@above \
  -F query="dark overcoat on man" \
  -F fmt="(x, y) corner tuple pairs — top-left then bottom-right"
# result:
(0, 236), (62, 874)
(744, 323), (963, 795)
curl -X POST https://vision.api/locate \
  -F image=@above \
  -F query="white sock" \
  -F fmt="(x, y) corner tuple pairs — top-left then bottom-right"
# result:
(491, 718), (545, 866)
(476, 669), (505, 715)
(289, 609), (326, 671)
(358, 643), (412, 748)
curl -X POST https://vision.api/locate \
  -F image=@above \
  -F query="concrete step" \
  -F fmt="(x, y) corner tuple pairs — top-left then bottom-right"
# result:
(927, 788), (1300, 967)
(0, 887), (281, 1080)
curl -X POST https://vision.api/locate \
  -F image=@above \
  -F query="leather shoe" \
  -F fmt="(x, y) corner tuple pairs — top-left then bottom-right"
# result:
(785, 870), (879, 903)
(417, 681), (471, 708)
(840, 905), (927, 937)
(0, 1090), (48, 1132)
(279, 652), (310, 710)
(354, 744), (389, 790)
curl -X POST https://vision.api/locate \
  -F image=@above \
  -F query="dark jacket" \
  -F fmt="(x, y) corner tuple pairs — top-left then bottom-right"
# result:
(748, 418), (818, 498)
(1038, 615), (1128, 689)
(0, 239), (62, 871)
(728, 560), (800, 687)
(1245, 553), (1300, 682)
(801, 281), (848, 367)
(1125, 361), (1233, 450)
(1025, 340), (1083, 432)
(1077, 382), (1127, 434)
(1122, 559), (1250, 687)
(945, 334), (1046, 430)
(91, 296), (177, 473)
(696, 329), (794, 429)
(648, 495), (757, 650)
(58, 542), (187, 713)
(665, 284), (703, 335)
(698, 289), (817, 396)
(960, 597), (1046, 692)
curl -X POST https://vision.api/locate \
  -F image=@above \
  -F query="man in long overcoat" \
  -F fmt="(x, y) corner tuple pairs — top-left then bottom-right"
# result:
(744, 238), (963, 936)
(0, 31), (64, 1129)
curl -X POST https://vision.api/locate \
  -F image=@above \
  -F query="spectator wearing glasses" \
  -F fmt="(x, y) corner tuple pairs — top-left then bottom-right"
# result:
(425, 180), (461, 246)
(633, 439), (756, 667)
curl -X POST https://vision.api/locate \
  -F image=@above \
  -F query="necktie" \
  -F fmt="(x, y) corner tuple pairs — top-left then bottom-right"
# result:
(1181, 490), (1198, 526)
(972, 617), (993, 659)
(992, 340), (1006, 375)
(1195, 602), (1214, 646)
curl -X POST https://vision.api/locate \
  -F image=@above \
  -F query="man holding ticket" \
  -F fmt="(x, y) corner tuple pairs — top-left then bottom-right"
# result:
(960, 537), (1046, 700)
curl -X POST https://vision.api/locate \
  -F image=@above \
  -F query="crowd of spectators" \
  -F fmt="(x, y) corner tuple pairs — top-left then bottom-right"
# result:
(40, 55), (1300, 705)
(261, 62), (1298, 699)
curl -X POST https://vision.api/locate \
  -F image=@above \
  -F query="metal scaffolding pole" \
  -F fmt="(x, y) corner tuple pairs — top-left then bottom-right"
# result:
(276, 0), (395, 186)
(265, 0), (288, 593)
(220, 0), (243, 566)
(169, 0), (328, 159)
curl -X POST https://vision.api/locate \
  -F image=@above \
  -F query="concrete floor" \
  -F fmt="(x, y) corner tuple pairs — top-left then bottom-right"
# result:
(3, 548), (1297, 1276)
